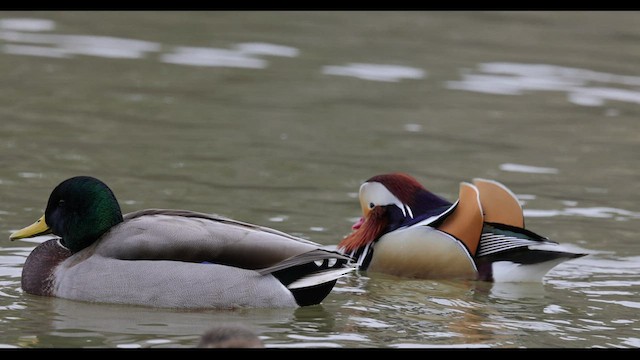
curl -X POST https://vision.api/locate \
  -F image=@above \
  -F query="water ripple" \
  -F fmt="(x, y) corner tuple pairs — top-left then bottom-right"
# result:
(234, 42), (299, 57)
(0, 18), (55, 32)
(524, 207), (640, 221)
(390, 343), (491, 348)
(349, 316), (392, 329)
(589, 299), (640, 310)
(0, 17), (298, 69)
(499, 163), (559, 174)
(0, 30), (161, 59)
(161, 46), (267, 69)
(447, 62), (640, 107)
(322, 63), (426, 82)
(288, 333), (369, 342)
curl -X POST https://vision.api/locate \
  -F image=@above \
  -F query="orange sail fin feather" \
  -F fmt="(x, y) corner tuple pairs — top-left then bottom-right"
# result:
(473, 178), (524, 228)
(435, 183), (483, 256)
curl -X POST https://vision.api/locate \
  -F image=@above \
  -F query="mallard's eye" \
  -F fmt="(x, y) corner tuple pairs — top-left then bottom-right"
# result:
(368, 202), (375, 209)
(58, 200), (65, 207)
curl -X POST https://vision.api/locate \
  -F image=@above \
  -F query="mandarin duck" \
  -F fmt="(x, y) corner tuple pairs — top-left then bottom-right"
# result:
(338, 173), (586, 282)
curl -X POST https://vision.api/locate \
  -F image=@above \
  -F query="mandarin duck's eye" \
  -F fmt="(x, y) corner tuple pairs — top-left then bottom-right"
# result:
(368, 202), (375, 209)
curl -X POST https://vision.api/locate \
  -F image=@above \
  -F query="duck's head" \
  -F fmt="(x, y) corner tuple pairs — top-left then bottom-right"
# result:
(338, 173), (452, 254)
(10, 176), (124, 253)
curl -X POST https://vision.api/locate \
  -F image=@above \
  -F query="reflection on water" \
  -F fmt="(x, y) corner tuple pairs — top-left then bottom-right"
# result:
(487, 281), (545, 299)
(0, 17), (298, 68)
(162, 46), (268, 69)
(447, 62), (640, 107)
(1, 244), (639, 348)
(0, 18), (161, 59)
(499, 163), (559, 174)
(524, 207), (640, 220)
(6, 15), (639, 103)
(322, 63), (426, 82)
(1, 32), (161, 59)
(1, 11), (639, 348)
(161, 43), (299, 69)
(0, 18), (55, 32)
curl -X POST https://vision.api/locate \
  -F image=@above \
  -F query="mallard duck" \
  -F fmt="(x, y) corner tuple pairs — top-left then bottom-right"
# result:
(9, 176), (354, 309)
(338, 173), (587, 282)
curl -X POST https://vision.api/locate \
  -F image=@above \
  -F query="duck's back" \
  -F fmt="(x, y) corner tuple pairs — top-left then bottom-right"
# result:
(99, 209), (324, 269)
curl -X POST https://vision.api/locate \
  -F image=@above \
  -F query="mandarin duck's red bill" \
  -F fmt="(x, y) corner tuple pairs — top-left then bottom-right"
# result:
(338, 173), (588, 282)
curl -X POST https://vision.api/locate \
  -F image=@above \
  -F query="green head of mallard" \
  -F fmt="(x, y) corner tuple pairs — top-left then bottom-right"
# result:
(10, 176), (124, 253)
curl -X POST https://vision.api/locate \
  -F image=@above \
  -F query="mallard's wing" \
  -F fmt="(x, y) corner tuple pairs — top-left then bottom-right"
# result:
(95, 209), (349, 270)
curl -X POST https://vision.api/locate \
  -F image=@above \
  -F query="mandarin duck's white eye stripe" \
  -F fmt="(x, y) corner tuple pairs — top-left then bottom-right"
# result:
(356, 242), (373, 267)
(360, 182), (409, 217)
(405, 204), (414, 219)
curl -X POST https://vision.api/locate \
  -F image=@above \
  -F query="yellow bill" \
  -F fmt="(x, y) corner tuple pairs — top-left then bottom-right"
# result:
(9, 215), (52, 240)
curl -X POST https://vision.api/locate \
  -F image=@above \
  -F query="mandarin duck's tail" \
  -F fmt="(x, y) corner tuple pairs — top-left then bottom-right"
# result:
(475, 221), (588, 282)
(470, 178), (588, 282)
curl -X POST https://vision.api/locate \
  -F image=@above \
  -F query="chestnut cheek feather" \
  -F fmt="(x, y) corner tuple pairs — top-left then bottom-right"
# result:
(339, 208), (388, 253)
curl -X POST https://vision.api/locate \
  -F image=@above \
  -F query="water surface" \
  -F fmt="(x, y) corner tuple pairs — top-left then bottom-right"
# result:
(1, 11), (639, 348)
